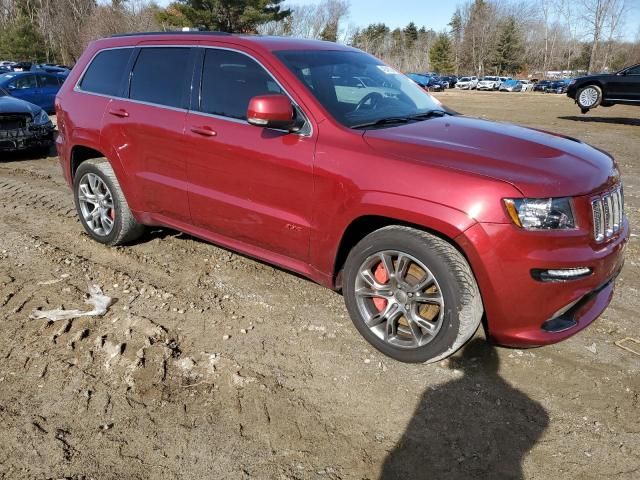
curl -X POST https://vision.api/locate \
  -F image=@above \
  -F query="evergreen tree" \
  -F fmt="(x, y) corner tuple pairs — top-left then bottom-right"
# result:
(157, 0), (291, 33)
(492, 17), (523, 75)
(403, 22), (418, 49)
(429, 33), (454, 73)
(0, 13), (47, 61)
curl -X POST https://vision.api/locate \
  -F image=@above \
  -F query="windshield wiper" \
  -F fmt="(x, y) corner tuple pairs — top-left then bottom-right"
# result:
(351, 116), (411, 129)
(406, 109), (450, 120)
(351, 110), (450, 130)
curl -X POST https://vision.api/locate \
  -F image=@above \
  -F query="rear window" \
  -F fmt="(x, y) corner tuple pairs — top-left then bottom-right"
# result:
(130, 47), (191, 108)
(80, 48), (132, 96)
(37, 74), (60, 88)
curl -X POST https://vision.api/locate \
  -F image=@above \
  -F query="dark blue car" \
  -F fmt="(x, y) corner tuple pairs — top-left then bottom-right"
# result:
(0, 71), (65, 113)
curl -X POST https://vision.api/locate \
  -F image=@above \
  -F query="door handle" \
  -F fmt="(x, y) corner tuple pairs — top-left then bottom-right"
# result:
(108, 108), (129, 118)
(190, 125), (217, 137)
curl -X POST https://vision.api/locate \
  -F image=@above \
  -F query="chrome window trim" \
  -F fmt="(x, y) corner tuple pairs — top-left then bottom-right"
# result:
(73, 44), (313, 137)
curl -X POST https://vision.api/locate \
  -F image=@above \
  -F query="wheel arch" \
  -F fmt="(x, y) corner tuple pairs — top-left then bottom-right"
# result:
(69, 144), (142, 214)
(331, 214), (476, 290)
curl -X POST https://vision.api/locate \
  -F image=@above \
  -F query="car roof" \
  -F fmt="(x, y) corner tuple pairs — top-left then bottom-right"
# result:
(99, 32), (358, 53)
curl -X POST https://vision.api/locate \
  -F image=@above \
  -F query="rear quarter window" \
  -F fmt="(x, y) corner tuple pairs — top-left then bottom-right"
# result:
(79, 48), (133, 96)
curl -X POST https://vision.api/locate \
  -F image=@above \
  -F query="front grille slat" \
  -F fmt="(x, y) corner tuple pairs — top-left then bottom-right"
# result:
(0, 114), (29, 131)
(592, 185), (624, 243)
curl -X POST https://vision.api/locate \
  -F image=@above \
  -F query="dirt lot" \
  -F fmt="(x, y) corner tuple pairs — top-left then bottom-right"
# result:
(0, 90), (638, 480)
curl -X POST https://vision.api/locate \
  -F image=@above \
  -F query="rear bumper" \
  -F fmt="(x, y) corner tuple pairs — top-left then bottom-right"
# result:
(0, 123), (54, 151)
(456, 219), (629, 347)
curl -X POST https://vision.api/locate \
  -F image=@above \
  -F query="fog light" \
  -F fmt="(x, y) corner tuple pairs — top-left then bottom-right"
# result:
(531, 267), (592, 282)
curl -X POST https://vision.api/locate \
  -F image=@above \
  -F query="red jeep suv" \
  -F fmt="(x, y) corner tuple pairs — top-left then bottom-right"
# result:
(55, 32), (628, 363)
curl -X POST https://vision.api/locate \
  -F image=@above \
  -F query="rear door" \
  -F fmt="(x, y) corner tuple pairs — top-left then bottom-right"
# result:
(619, 65), (640, 101)
(35, 73), (60, 113)
(103, 46), (196, 224)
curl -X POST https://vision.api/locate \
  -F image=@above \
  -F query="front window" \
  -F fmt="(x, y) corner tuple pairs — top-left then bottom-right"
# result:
(275, 50), (445, 129)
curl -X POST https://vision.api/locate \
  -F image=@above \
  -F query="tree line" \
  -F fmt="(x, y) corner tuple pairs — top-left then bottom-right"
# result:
(0, 0), (638, 76)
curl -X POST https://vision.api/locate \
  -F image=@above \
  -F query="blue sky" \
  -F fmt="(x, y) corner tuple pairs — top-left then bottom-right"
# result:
(154, 0), (640, 40)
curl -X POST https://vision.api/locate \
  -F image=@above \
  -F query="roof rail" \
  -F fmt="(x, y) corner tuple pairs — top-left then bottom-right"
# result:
(111, 31), (232, 38)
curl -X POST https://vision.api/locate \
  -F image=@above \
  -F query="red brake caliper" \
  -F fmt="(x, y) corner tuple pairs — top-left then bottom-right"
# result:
(373, 262), (389, 312)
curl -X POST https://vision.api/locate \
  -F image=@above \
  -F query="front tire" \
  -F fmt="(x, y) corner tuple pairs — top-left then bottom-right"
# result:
(577, 85), (602, 111)
(73, 158), (144, 246)
(343, 226), (483, 363)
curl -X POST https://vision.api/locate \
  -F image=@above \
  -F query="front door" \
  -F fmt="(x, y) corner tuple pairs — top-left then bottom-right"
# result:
(185, 47), (315, 262)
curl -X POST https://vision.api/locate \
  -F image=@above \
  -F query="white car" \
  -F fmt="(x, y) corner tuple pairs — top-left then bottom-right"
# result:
(519, 79), (534, 92)
(455, 76), (478, 90)
(477, 76), (501, 90)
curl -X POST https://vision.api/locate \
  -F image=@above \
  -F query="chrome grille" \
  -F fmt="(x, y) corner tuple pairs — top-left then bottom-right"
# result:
(592, 185), (624, 242)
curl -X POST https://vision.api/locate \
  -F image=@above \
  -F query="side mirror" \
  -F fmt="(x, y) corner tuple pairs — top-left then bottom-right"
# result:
(247, 94), (301, 132)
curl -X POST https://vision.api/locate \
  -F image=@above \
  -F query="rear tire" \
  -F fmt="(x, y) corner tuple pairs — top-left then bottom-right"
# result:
(576, 85), (602, 111)
(343, 226), (483, 363)
(73, 158), (144, 246)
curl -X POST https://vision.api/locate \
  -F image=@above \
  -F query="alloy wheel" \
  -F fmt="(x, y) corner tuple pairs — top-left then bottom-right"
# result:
(578, 87), (599, 108)
(77, 173), (115, 236)
(354, 250), (444, 349)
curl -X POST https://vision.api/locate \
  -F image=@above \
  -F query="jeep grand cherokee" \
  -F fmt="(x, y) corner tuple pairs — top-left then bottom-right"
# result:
(55, 32), (628, 363)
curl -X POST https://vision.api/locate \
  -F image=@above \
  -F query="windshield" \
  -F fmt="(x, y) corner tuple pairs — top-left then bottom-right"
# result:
(275, 50), (444, 129)
(483, 76), (498, 81)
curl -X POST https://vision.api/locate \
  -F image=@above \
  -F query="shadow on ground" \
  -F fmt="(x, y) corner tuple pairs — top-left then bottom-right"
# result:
(559, 115), (640, 126)
(0, 143), (56, 162)
(380, 339), (549, 480)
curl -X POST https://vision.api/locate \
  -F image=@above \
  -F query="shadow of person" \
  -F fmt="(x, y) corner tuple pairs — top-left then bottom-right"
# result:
(380, 339), (549, 480)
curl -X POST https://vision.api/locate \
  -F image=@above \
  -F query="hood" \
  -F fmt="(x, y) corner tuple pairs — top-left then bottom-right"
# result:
(0, 96), (40, 117)
(363, 115), (618, 198)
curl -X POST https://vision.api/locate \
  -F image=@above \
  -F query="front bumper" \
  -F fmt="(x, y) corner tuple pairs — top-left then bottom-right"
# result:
(456, 217), (629, 347)
(0, 122), (54, 151)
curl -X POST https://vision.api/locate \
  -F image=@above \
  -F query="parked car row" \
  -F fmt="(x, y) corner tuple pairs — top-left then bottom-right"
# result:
(0, 61), (71, 76)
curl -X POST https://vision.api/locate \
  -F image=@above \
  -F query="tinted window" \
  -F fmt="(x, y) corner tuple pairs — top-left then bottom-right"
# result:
(130, 48), (191, 108)
(80, 48), (132, 96)
(37, 74), (60, 88)
(627, 65), (640, 75)
(10, 74), (37, 89)
(200, 49), (282, 119)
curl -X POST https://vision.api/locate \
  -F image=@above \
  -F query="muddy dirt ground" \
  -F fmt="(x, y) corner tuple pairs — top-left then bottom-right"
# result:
(0, 90), (638, 480)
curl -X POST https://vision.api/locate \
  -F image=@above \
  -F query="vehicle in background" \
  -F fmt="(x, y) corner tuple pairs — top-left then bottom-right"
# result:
(0, 87), (54, 152)
(439, 75), (458, 88)
(56, 32), (628, 364)
(331, 75), (399, 104)
(455, 76), (478, 89)
(499, 79), (523, 92)
(477, 76), (501, 90)
(566, 63), (640, 113)
(427, 76), (447, 89)
(36, 64), (70, 76)
(407, 73), (444, 92)
(0, 71), (65, 113)
(546, 80), (570, 94)
(519, 79), (534, 92)
(11, 62), (33, 72)
(533, 80), (552, 92)
(0, 65), (11, 74)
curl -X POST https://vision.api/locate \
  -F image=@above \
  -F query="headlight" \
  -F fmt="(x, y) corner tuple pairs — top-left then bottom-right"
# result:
(503, 198), (575, 230)
(33, 109), (50, 125)
(569, 79), (577, 86)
